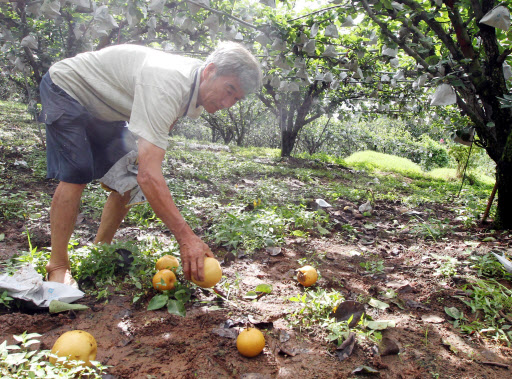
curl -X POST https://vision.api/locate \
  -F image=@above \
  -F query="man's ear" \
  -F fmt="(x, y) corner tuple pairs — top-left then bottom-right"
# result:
(203, 63), (217, 80)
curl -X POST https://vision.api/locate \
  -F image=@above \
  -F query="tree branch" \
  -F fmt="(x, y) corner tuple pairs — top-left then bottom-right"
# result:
(442, 0), (476, 58)
(184, 0), (259, 30)
(398, 0), (464, 62)
(287, 4), (347, 22)
(359, 0), (430, 70)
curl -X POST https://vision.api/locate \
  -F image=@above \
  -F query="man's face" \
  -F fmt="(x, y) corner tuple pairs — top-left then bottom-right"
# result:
(198, 63), (245, 114)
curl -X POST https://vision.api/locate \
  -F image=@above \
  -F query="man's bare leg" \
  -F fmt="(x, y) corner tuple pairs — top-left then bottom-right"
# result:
(46, 181), (86, 283)
(94, 190), (131, 244)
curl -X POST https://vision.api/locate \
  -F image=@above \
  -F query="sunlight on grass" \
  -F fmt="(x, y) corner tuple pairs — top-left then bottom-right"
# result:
(345, 151), (495, 188)
(427, 167), (459, 181)
(428, 167), (494, 186)
(470, 172), (495, 186)
(345, 150), (423, 176)
(231, 146), (281, 158)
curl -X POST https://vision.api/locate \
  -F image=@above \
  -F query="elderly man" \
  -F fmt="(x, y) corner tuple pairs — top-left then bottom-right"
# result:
(39, 42), (262, 286)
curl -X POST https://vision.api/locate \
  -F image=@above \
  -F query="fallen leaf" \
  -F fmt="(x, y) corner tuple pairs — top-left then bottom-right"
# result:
(366, 320), (396, 330)
(406, 299), (430, 310)
(336, 332), (356, 361)
(240, 374), (271, 379)
(331, 301), (365, 327)
(279, 344), (299, 356)
(441, 338), (458, 354)
(211, 328), (237, 339)
(421, 314), (444, 324)
(352, 365), (379, 375)
(369, 298), (390, 310)
(445, 306), (463, 320)
(279, 329), (291, 343)
(266, 246), (282, 256)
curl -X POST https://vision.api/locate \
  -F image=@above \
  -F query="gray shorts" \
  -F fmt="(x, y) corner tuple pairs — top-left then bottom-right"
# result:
(39, 72), (136, 184)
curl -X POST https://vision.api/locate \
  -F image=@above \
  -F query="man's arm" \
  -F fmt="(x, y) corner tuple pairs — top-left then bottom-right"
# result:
(136, 137), (213, 281)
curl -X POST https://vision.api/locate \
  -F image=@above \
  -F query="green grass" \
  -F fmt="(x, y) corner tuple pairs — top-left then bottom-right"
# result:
(345, 150), (424, 176)
(345, 150), (495, 187)
(429, 167), (494, 186)
(230, 146), (281, 159)
(0, 100), (44, 149)
(427, 167), (459, 181)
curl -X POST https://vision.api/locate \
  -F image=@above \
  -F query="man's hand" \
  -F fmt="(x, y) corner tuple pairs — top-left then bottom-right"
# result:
(179, 235), (214, 281)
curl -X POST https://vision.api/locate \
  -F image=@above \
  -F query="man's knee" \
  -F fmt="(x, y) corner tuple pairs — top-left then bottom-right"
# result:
(109, 190), (132, 209)
(54, 182), (87, 198)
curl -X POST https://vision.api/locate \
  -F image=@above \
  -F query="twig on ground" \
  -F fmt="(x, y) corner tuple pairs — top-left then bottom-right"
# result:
(477, 361), (509, 369)
(499, 310), (512, 324)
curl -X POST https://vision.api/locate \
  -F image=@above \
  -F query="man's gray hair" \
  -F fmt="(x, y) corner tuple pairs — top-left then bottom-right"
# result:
(204, 41), (263, 95)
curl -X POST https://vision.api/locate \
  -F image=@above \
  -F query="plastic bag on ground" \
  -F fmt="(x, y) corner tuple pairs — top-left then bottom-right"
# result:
(0, 264), (84, 308)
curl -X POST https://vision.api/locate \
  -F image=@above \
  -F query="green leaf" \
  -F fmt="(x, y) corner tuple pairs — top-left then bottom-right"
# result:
(147, 294), (168, 311)
(23, 340), (40, 348)
(381, 0), (393, 10)
(391, 299), (405, 309)
(4, 352), (28, 366)
(383, 290), (396, 299)
(444, 306), (463, 320)
(174, 289), (191, 303)
(167, 299), (186, 317)
(244, 291), (258, 299)
(24, 333), (41, 340)
(49, 300), (90, 314)
(368, 298), (389, 310)
(317, 225), (330, 235)
(366, 320), (395, 330)
(255, 284), (273, 293)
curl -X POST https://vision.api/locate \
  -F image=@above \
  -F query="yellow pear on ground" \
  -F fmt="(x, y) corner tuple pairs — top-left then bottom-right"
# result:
(49, 330), (97, 367)
(236, 328), (265, 357)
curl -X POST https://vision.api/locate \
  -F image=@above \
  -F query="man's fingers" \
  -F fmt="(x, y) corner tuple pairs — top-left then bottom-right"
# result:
(183, 258), (191, 280)
(190, 258), (199, 282)
(181, 242), (213, 282)
(197, 256), (205, 281)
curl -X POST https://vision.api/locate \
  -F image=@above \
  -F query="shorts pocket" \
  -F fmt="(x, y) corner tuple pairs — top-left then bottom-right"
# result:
(38, 108), (65, 124)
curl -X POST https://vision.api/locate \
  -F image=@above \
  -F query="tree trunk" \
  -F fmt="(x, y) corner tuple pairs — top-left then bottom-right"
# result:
(281, 129), (298, 157)
(494, 133), (512, 228)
